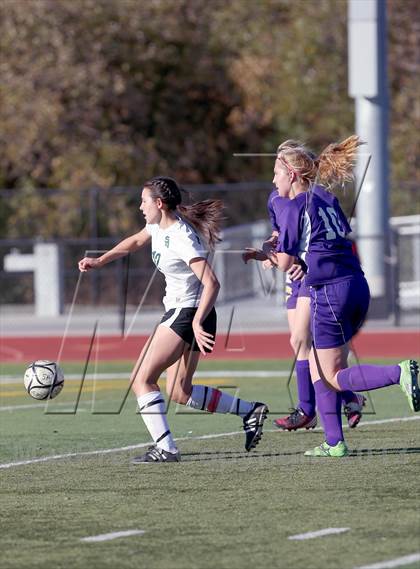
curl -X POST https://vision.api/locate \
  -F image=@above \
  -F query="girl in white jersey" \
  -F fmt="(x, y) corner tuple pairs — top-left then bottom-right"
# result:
(79, 176), (268, 463)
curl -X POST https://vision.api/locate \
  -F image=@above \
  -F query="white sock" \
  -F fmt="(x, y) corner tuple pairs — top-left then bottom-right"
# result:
(186, 385), (254, 416)
(137, 391), (178, 453)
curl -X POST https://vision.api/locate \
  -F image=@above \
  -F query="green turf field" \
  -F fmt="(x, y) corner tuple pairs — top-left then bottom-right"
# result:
(1, 359), (420, 569)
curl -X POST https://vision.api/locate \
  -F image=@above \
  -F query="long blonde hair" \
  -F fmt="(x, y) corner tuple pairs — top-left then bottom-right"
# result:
(276, 135), (364, 189)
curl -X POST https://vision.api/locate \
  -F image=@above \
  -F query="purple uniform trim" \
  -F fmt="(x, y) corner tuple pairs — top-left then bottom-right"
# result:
(267, 189), (309, 309)
(311, 275), (370, 348)
(276, 185), (363, 286)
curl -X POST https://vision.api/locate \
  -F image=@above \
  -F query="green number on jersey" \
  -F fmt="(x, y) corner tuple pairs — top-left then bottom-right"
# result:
(152, 251), (161, 266)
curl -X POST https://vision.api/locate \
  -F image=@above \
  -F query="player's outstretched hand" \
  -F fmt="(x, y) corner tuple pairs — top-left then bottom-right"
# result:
(192, 321), (215, 355)
(78, 257), (101, 272)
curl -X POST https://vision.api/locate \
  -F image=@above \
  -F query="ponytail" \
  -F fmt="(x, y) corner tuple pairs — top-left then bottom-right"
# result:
(316, 135), (364, 188)
(177, 200), (225, 251)
(276, 135), (364, 191)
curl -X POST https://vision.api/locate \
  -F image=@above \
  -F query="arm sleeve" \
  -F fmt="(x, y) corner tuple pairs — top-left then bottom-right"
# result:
(275, 201), (303, 256)
(267, 194), (279, 233)
(145, 224), (157, 236)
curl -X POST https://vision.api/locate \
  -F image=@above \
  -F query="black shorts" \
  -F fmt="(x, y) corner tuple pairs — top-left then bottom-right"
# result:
(160, 307), (217, 352)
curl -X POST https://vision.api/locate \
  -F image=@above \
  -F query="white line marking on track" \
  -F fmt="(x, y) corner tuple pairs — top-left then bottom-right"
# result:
(80, 529), (145, 543)
(0, 414), (419, 470)
(288, 527), (350, 540)
(353, 552), (420, 569)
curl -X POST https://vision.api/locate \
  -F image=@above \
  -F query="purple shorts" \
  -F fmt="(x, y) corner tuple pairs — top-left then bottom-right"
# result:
(310, 276), (370, 349)
(285, 278), (310, 310)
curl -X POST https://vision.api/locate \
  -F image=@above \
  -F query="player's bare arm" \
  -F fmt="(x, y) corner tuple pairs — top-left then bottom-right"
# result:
(189, 257), (220, 355)
(274, 251), (294, 271)
(78, 228), (151, 272)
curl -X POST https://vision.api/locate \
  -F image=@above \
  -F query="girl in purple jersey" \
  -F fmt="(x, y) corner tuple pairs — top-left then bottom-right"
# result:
(256, 136), (419, 456)
(263, 187), (315, 430)
(245, 142), (365, 431)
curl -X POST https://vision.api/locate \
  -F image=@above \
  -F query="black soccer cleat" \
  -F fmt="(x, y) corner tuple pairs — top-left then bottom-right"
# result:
(243, 402), (269, 452)
(131, 445), (181, 464)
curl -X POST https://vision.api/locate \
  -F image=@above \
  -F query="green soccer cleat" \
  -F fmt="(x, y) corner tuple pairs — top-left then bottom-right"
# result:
(304, 440), (349, 457)
(398, 359), (420, 412)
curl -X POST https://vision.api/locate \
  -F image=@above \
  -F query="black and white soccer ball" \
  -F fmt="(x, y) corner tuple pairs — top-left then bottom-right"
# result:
(24, 360), (64, 400)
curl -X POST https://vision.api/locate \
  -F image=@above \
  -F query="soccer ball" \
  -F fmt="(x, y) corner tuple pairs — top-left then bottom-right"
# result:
(24, 360), (64, 400)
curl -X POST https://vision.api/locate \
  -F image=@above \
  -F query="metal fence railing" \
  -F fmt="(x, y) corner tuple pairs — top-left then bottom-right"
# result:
(0, 215), (419, 323)
(391, 215), (420, 314)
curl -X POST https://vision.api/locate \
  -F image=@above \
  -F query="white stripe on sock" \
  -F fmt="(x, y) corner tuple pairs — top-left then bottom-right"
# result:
(187, 385), (253, 416)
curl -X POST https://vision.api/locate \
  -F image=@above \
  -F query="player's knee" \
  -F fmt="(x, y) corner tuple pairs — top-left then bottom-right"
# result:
(290, 333), (311, 356)
(130, 375), (156, 396)
(289, 335), (298, 353)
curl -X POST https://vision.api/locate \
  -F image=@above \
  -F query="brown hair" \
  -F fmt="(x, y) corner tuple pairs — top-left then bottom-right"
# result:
(276, 135), (364, 189)
(143, 176), (224, 250)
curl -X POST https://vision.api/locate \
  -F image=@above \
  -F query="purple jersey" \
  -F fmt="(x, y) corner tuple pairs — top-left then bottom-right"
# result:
(267, 190), (289, 233)
(276, 185), (363, 286)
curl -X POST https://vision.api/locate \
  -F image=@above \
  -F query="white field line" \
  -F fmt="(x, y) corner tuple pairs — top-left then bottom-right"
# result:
(353, 416), (420, 426)
(0, 415), (419, 470)
(1, 370), (290, 384)
(0, 402), (89, 412)
(0, 430), (249, 470)
(288, 527), (350, 540)
(80, 530), (145, 543)
(353, 552), (420, 569)
(0, 403), (57, 412)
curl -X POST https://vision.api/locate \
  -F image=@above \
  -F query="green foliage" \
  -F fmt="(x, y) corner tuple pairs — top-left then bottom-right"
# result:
(0, 0), (418, 238)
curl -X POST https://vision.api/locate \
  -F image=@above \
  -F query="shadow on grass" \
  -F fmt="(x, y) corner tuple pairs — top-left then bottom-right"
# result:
(349, 447), (420, 457)
(181, 447), (420, 461)
(181, 449), (304, 462)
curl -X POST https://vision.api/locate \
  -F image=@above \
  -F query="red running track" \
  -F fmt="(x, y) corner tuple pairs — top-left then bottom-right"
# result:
(1, 331), (419, 363)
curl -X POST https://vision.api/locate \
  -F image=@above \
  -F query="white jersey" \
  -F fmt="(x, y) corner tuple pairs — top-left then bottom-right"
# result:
(145, 218), (208, 311)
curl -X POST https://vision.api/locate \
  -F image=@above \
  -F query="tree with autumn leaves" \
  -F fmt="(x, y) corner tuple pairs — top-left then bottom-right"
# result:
(0, 0), (418, 239)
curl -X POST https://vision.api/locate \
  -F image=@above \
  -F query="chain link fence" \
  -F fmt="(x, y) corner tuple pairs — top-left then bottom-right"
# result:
(0, 184), (419, 324)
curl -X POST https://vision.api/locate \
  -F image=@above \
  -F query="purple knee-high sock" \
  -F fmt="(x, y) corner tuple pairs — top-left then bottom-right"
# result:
(314, 380), (344, 446)
(296, 360), (316, 416)
(337, 365), (401, 392)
